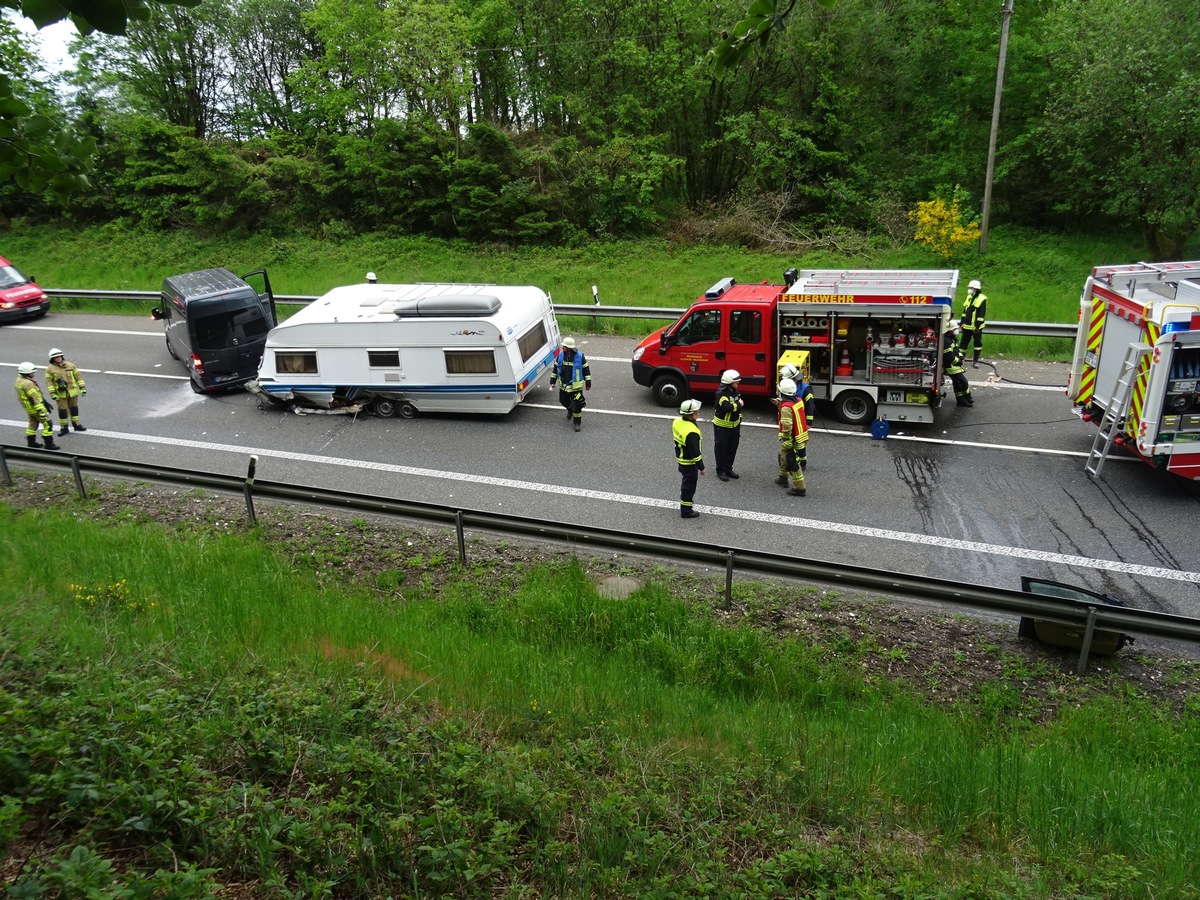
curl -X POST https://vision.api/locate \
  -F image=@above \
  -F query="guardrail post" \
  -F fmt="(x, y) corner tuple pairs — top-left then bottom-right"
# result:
(70, 457), (87, 498)
(243, 455), (258, 524)
(0, 448), (10, 487)
(723, 550), (735, 610)
(1077, 606), (1099, 675)
(455, 510), (467, 564)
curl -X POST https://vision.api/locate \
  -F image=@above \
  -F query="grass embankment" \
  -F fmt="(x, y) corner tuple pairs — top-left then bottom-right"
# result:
(2, 495), (1198, 898)
(2, 224), (1170, 359)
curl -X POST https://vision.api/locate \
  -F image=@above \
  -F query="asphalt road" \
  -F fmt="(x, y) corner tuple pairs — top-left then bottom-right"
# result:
(4, 315), (1199, 616)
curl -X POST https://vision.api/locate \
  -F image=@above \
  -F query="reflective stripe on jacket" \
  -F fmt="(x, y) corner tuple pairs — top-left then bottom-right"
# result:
(713, 387), (742, 429)
(961, 292), (987, 331)
(552, 350), (590, 390)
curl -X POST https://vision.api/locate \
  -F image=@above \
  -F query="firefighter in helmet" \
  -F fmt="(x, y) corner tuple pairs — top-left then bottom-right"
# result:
(712, 369), (744, 481)
(549, 336), (591, 432)
(775, 378), (808, 496)
(944, 321), (974, 407)
(46, 347), (87, 435)
(673, 398), (706, 518)
(959, 278), (987, 367)
(14, 361), (59, 450)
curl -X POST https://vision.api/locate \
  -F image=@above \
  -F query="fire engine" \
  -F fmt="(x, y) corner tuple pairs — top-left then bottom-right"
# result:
(631, 269), (957, 424)
(1067, 260), (1200, 479)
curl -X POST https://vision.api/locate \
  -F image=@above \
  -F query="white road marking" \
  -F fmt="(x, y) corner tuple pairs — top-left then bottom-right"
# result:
(4, 422), (1194, 584)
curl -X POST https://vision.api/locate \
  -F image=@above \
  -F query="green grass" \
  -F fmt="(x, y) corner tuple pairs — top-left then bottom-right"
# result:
(3, 223), (1170, 358)
(2, 500), (1198, 897)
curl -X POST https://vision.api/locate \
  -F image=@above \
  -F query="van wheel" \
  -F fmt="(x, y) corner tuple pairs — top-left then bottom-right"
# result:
(372, 398), (398, 418)
(189, 378), (206, 395)
(834, 390), (876, 425)
(166, 336), (180, 360)
(652, 374), (687, 408)
(398, 401), (418, 419)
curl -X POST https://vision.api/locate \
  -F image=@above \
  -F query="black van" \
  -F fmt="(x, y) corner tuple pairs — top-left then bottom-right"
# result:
(152, 268), (276, 393)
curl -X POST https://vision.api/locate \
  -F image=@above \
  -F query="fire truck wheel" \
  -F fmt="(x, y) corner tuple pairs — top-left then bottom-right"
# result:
(372, 397), (399, 417)
(834, 390), (876, 425)
(652, 374), (687, 408)
(398, 401), (418, 419)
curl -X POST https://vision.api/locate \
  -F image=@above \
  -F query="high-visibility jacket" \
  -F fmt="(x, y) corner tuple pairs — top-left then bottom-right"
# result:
(673, 417), (704, 466)
(15, 375), (50, 418)
(713, 386), (742, 429)
(960, 291), (987, 333)
(46, 359), (85, 399)
(778, 399), (809, 449)
(550, 350), (591, 391)
(943, 339), (966, 375)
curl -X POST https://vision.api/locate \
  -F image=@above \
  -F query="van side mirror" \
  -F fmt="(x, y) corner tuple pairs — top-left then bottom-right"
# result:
(150, 307), (164, 321)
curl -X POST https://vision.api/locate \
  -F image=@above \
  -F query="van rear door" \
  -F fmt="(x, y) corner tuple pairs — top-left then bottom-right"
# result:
(240, 269), (276, 326)
(192, 297), (272, 387)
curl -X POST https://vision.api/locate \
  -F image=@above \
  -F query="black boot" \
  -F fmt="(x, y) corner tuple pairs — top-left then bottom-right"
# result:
(972, 350), (981, 369)
(42, 436), (60, 450)
(73, 423), (87, 432)
(59, 425), (69, 436)
(26, 435), (38, 448)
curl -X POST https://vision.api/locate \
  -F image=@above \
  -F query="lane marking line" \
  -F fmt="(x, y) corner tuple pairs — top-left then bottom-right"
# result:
(3, 422), (1193, 584)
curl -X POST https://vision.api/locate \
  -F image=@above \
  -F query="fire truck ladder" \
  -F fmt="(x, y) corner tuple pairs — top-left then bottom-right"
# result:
(1085, 342), (1152, 479)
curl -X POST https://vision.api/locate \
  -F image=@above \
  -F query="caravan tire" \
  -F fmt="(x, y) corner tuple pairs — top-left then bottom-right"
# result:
(398, 401), (418, 419)
(372, 397), (399, 418)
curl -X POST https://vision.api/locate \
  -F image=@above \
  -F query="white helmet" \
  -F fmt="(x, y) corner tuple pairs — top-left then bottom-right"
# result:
(680, 398), (701, 415)
(968, 279), (982, 291)
(779, 363), (800, 380)
(778, 377), (797, 397)
(48, 348), (63, 360)
(947, 319), (961, 333)
(721, 369), (741, 384)
(562, 336), (576, 349)
(366, 272), (377, 283)
(18, 361), (37, 375)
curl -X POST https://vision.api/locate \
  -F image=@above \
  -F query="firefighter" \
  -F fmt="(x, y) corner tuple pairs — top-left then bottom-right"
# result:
(944, 322), (974, 407)
(14, 362), (59, 450)
(673, 398), (705, 518)
(775, 377), (808, 496)
(776, 362), (816, 421)
(959, 278), (987, 367)
(549, 336), (591, 432)
(46, 347), (87, 435)
(712, 369), (744, 481)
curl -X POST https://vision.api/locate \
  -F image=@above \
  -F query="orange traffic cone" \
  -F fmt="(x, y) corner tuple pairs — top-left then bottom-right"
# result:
(836, 344), (853, 376)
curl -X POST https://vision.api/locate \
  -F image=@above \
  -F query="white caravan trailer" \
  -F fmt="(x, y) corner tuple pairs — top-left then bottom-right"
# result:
(251, 281), (560, 417)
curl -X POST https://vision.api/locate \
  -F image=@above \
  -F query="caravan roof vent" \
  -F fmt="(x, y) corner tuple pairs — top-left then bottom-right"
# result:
(705, 277), (736, 300)
(392, 294), (503, 318)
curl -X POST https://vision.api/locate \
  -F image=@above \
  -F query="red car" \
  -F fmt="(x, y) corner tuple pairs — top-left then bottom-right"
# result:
(0, 256), (51, 323)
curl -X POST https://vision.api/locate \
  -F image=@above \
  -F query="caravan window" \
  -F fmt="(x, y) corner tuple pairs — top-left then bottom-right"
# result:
(445, 349), (497, 374)
(517, 320), (549, 363)
(367, 350), (400, 367)
(276, 351), (317, 374)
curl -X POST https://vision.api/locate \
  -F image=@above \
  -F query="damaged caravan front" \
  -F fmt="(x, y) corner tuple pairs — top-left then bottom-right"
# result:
(251, 282), (560, 417)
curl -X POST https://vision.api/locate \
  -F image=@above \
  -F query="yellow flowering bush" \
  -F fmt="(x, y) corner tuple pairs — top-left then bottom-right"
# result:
(908, 191), (981, 259)
(72, 579), (157, 614)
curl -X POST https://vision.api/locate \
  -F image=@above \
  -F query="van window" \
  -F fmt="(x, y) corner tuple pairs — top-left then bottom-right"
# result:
(517, 320), (549, 363)
(276, 351), (317, 374)
(445, 349), (497, 374)
(368, 350), (400, 367)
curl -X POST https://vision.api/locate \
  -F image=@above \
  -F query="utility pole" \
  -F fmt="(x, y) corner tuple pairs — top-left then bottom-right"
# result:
(979, 0), (1013, 255)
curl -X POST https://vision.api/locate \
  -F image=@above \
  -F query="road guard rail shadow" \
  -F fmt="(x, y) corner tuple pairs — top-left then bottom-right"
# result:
(42, 288), (1076, 339)
(3, 444), (1196, 673)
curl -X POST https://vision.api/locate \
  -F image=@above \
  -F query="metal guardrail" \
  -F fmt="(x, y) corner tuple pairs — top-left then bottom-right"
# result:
(41, 288), (1077, 339)
(2, 444), (1196, 672)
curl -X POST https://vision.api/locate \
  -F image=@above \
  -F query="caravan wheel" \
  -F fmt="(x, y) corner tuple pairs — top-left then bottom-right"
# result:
(372, 397), (399, 418)
(398, 401), (418, 419)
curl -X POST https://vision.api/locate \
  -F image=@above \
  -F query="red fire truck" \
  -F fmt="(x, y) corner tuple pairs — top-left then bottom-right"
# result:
(632, 269), (958, 424)
(1067, 260), (1200, 479)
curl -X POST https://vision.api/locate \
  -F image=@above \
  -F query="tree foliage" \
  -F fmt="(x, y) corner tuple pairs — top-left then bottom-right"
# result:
(3, 0), (1198, 256)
